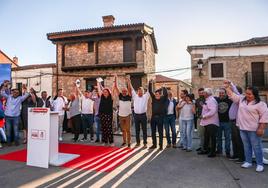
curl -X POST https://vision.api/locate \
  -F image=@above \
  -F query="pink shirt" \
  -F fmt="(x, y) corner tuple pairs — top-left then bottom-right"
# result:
(200, 96), (219, 126)
(230, 93), (268, 131)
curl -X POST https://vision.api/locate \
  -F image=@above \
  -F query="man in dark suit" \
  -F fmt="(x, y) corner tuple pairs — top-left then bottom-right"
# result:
(40, 91), (51, 108)
(164, 90), (177, 148)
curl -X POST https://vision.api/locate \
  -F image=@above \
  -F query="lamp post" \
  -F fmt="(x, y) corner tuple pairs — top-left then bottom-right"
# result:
(197, 59), (203, 77)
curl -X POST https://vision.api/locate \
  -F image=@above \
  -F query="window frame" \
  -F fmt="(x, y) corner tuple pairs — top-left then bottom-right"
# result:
(208, 61), (226, 80)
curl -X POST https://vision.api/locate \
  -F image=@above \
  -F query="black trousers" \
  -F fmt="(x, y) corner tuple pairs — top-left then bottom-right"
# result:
(71, 114), (81, 141)
(134, 113), (147, 145)
(151, 115), (164, 147)
(204, 124), (218, 154)
(230, 120), (245, 160)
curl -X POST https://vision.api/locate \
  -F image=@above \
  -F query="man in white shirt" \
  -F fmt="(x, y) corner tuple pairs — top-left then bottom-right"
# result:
(78, 87), (95, 142)
(52, 89), (67, 141)
(113, 75), (132, 147)
(127, 78), (150, 148)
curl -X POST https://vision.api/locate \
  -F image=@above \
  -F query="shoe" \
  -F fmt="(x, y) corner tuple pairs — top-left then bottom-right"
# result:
(127, 144), (131, 148)
(166, 144), (171, 148)
(149, 145), (157, 150)
(208, 153), (216, 158)
(256, 165), (264, 172)
(73, 139), (78, 142)
(90, 137), (94, 142)
(80, 138), (88, 142)
(15, 141), (20, 146)
(143, 144), (147, 148)
(196, 147), (201, 151)
(229, 156), (239, 161)
(235, 159), (244, 164)
(135, 143), (140, 147)
(241, 162), (252, 168)
(172, 144), (177, 148)
(159, 146), (163, 151)
(59, 137), (63, 141)
(121, 143), (126, 147)
(226, 153), (231, 158)
(182, 147), (187, 150)
(95, 139), (100, 143)
(177, 145), (183, 149)
(198, 150), (209, 155)
(186, 149), (192, 152)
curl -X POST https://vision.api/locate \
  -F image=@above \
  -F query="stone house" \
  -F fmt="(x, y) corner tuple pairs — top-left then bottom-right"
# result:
(187, 36), (268, 102)
(47, 15), (158, 95)
(12, 63), (56, 97)
(154, 74), (192, 99)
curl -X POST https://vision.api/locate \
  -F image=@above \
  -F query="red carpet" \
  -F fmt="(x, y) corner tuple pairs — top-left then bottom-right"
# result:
(0, 143), (133, 172)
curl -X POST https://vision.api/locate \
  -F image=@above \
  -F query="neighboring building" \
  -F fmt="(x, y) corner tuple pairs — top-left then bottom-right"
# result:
(0, 50), (19, 68)
(12, 63), (56, 97)
(155, 74), (192, 99)
(47, 15), (158, 94)
(187, 36), (268, 102)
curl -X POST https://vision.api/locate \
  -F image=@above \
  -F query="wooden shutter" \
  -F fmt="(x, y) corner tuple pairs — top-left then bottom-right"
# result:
(136, 37), (142, 50)
(123, 39), (133, 62)
(251, 62), (264, 86)
(211, 63), (224, 78)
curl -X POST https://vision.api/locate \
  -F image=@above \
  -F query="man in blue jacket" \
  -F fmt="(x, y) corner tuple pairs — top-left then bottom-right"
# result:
(164, 90), (177, 148)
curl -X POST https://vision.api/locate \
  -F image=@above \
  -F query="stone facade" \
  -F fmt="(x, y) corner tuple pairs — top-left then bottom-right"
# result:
(188, 38), (268, 102)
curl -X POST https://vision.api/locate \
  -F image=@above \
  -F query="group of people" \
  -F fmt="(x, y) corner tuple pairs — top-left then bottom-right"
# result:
(0, 77), (268, 172)
(192, 81), (268, 172)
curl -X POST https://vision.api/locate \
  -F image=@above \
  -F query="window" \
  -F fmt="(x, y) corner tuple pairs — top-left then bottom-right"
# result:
(208, 61), (226, 80)
(136, 37), (142, 50)
(88, 41), (94, 53)
(123, 39), (133, 62)
(130, 75), (142, 90)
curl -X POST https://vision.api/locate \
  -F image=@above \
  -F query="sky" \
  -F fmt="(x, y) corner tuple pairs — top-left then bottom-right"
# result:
(0, 64), (11, 83)
(1, 0), (268, 80)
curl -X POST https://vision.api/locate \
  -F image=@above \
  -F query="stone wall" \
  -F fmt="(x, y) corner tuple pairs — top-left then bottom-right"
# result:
(191, 55), (268, 102)
(98, 40), (123, 64)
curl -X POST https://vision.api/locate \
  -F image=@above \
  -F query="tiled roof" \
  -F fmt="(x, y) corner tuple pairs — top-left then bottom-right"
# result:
(0, 50), (19, 67)
(155, 74), (180, 83)
(187, 36), (268, 52)
(47, 23), (158, 53)
(12, 63), (56, 71)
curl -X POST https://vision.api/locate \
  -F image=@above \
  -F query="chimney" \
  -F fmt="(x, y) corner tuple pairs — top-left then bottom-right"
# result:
(102, 15), (115, 27)
(13, 56), (18, 65)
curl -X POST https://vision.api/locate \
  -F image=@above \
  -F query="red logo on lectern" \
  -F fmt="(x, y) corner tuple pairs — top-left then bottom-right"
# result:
(32, 108), (48, 113)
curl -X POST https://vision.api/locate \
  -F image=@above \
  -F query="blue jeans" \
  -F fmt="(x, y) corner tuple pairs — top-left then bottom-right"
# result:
(240, 130), (263, 166)
(217, 122), (232, 153)
(179, 118), (185, 146)
(94, 115), (101, 141)
(164, 115), (176, 145)
(5, 116), (20, 143)
(81, 114), (94, 139)
(182, 119), (193, 149)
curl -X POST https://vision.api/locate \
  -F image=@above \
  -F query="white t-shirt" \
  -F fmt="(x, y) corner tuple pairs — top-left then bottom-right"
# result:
(180, 103), (194, 120)
(52, 96), (67, 116)
(118, 93), (132, 117)
(132, 90), (150, 114)
(80, 96), (94, 114)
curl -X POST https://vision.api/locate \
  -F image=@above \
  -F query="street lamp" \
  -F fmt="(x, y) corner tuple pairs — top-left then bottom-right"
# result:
(197, 59), (203, 77)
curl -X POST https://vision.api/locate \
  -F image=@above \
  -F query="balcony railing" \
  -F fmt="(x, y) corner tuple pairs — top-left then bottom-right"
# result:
(245, 72), (268, 90)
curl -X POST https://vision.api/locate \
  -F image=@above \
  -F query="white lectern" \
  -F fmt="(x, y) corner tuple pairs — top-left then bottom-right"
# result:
(27, 108), (79, 168)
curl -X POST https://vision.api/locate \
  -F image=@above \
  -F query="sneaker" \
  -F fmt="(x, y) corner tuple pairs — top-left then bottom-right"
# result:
(121, 143), (126, 147)
(159, 146), (163, 151)
(80, 138), (88, 142)
(241, 162), (252, 168)
(256, 165), (264, 172)
(182, 147), (187, 150)
(59, 137), (63, 141)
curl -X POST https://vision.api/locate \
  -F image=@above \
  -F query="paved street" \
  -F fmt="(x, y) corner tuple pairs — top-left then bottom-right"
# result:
(1, 131), (268, 188)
